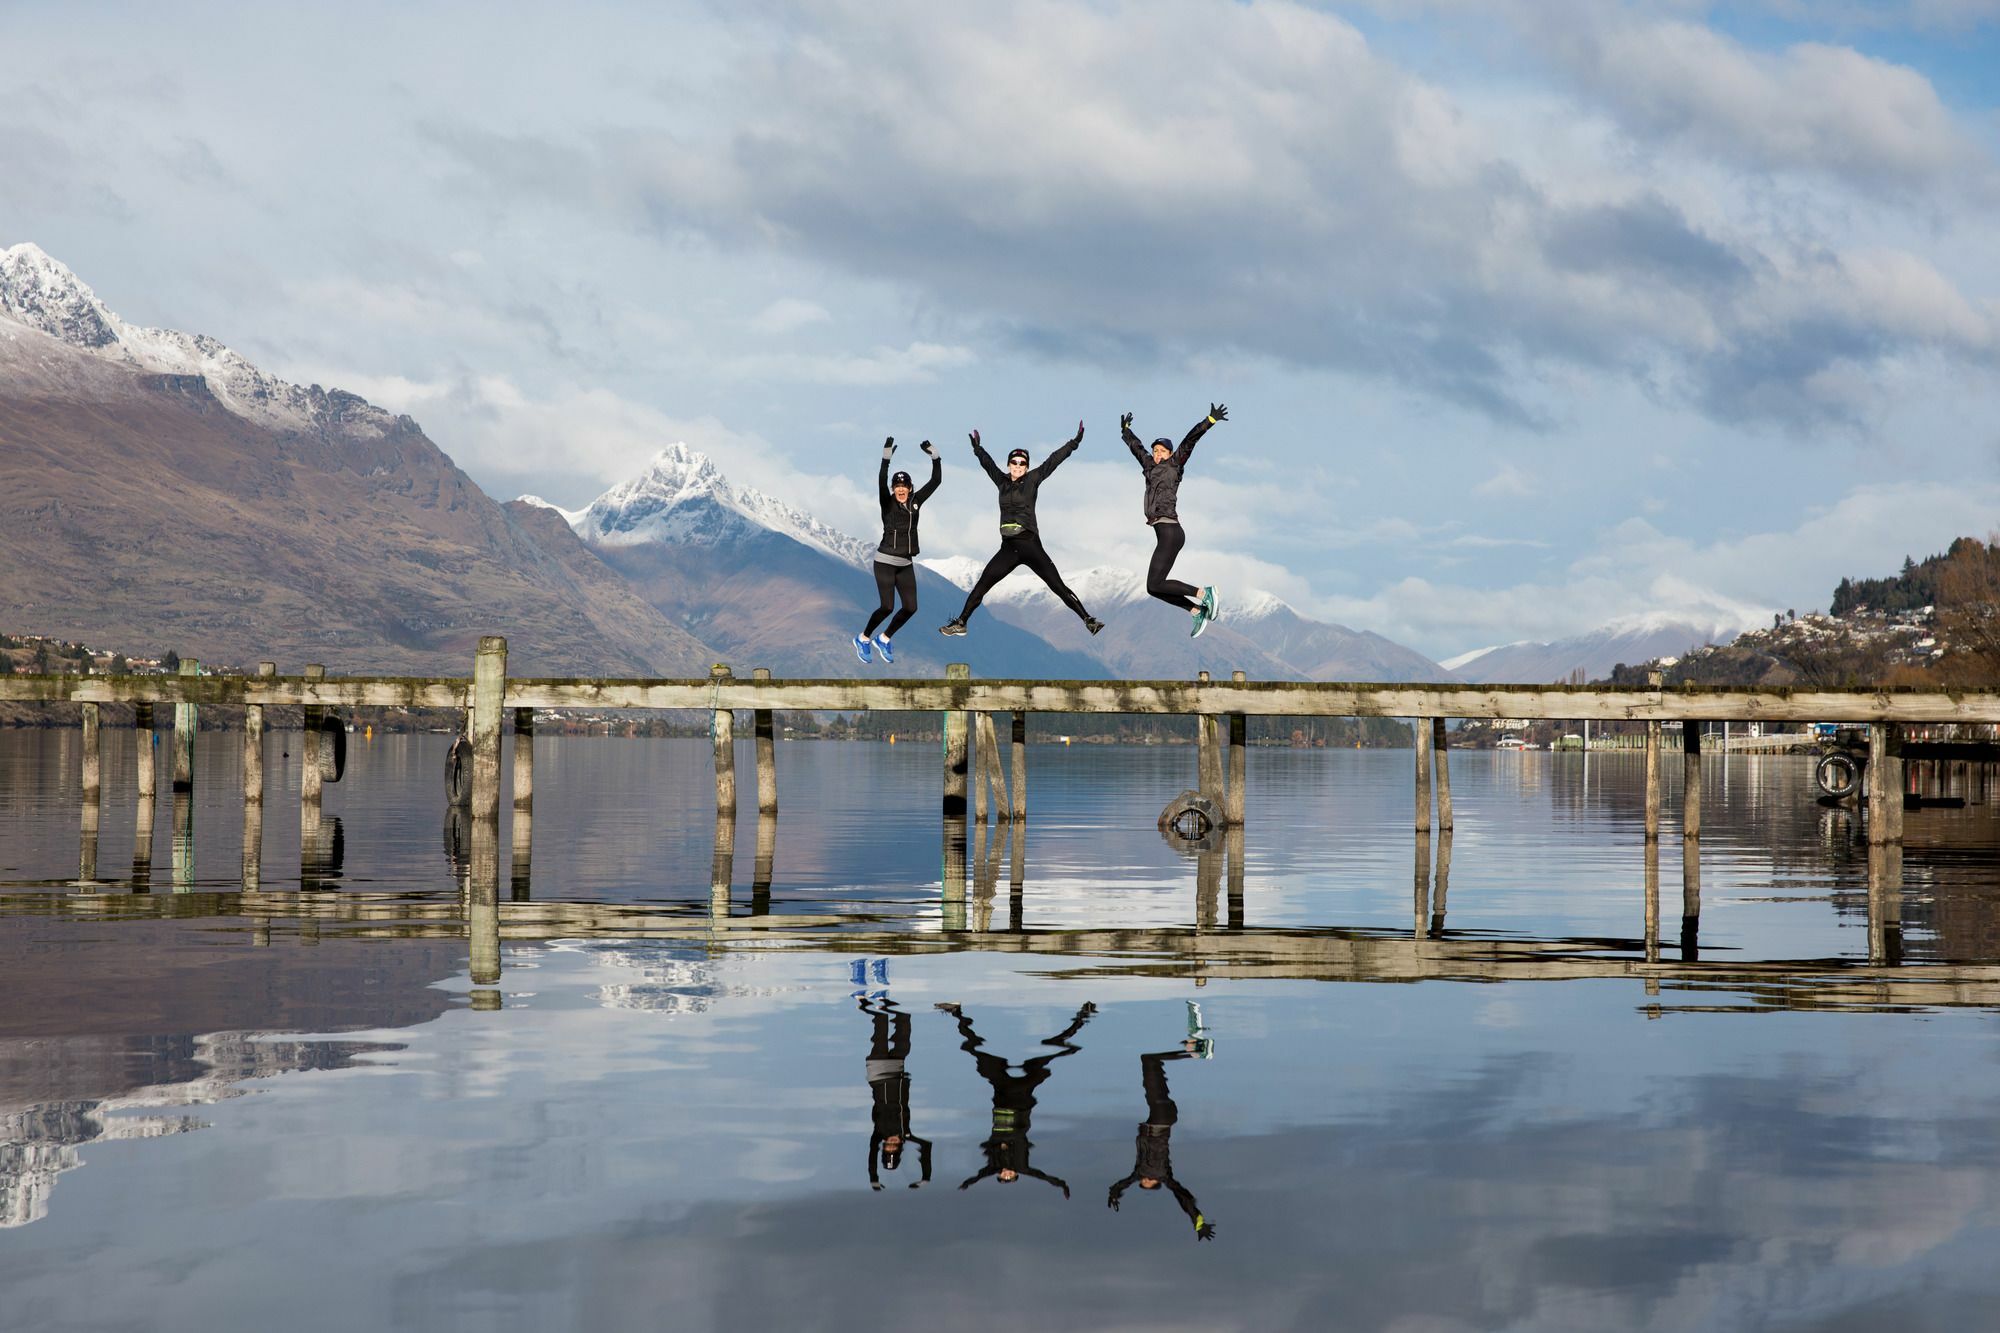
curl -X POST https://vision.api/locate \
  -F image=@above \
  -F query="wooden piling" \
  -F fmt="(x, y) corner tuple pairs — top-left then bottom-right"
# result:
(512, 707), (534, 811)
(81, 701), (101, 802)
(710, 663), (737, 820)
(1682, 723), (1702, 842)
(78, 717), (101, 886)
(243, 663), (273, 808)
(976, 710), (1008, 823)
(511, 706), (533, 899)
(751, 668), (777, 816)
(1227, 670), (1247, 828)
(301, 663), (325, 819)
(943, 663), (971, 819)
(1195, 672), (1224, 806)
(1868, 724), (1890, 845)
(1884, 726), (1905, 845)
(1431, 717), (1453, 832)
(172, 658), (198, 792)
(1010, 710), (1028, 822)
(471, 639), (507, 826)
(134, 701), (156, 810)
(1414, 715), (1433, 834)
(1644, 721), (1662, 840)
(973, 713), (988, 825)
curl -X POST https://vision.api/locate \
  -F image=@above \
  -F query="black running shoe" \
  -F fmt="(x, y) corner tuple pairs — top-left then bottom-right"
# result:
(1085, 617), (1105, 636)
(939, 620), (968, 637)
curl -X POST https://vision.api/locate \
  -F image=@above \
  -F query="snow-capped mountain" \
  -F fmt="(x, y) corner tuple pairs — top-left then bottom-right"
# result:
(561, 443), (876, 568)
(923, 560), (1454, 682)
(1447, 613), (1755, 684)
(0, 242), (395, 437)
(0, 244), (715, 675)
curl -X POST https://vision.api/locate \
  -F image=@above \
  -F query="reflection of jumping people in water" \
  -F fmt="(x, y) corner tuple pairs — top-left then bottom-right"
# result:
(856, 437), (941, 665)
(1106, 1048), (1216, 1240)
(860, 996), (933, 1189)
(1122, 404), (1225, 638)
(939, 426), (1102, 638)
(936, 1000), (1096, 1194)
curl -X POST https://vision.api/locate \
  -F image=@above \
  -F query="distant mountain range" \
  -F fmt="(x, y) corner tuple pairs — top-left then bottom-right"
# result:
(0, 243), (712, 676)
(2, 240), (1639, 686)
(1442, 614), (1750, 684)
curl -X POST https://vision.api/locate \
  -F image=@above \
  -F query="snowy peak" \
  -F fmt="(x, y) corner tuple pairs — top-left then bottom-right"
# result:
(572, 443), (875, 568)
(0, 243), (122, 350)
(0, 241), (395, 438)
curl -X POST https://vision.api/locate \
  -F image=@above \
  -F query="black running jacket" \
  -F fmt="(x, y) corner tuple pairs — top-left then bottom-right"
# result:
(974, 436), (1078, 538)
(877, 454), (942, 558)
(1123, 415), (1214, 523)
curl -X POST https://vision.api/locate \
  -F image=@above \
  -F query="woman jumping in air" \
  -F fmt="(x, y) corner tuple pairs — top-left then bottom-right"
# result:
(1122, 403), (1226, 637)
(939, 424), (1102, 638)
(855, 436), (940, 664)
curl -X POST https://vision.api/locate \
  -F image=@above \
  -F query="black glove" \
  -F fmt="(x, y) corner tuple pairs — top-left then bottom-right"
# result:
(1196, 1221), (1218, 1241)
(882, 436), (896, 458)
(1208, 403), (1228, 423)
(920, 440), (936, 457)
(968, 429), (980, 450)
(1107, 1191), (1121, 1212)
(1120, 411), (1134, 430)
(1068, 420), (1085, 446)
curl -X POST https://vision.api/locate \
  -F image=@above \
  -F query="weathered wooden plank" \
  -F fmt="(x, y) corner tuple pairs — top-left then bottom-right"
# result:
(9, 669), (2000, 725)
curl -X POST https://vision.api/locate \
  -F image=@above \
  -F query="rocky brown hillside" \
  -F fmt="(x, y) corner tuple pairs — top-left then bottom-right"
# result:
(0, 251), (715, 677)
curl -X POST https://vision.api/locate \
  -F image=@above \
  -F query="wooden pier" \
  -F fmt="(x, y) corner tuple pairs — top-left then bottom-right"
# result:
(9, 633), (1991, 986)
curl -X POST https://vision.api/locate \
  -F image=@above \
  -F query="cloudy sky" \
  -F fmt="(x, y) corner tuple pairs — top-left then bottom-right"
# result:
(6, 0), (1999, 658)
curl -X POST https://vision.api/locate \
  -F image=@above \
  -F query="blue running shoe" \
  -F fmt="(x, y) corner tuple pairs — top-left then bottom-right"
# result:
(853, 634), (872, 664)
(1190, 607), (1208, 638)
(875, 635), (895, 665)
(1201, 585), (1218, 622)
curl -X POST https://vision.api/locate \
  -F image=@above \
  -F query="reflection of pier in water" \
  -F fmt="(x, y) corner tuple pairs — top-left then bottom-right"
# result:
(8, 815), (1986, 1015)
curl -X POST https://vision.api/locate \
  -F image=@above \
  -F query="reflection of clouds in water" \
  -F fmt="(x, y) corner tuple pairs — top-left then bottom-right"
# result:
(539, 940), (804, 1015)
(0, 1034), (401, 1229)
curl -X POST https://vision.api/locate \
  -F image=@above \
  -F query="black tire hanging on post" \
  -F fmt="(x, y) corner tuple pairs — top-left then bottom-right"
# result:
(318, 715), (347, 783)
(1816, 751), (1861, 801)
(446, 735), (474, 809)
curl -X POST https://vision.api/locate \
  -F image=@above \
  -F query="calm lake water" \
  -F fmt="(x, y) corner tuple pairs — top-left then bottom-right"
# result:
(4, 728), (2000, 1331)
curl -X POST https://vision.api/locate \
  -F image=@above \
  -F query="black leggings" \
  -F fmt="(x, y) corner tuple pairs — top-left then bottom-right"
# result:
(1147, 522), (1200, 611)
(864, 561), (917, 638)
(958, 532), (1092, 625)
